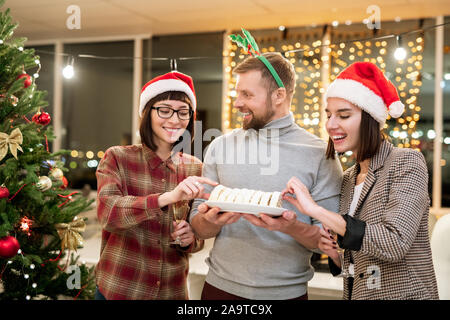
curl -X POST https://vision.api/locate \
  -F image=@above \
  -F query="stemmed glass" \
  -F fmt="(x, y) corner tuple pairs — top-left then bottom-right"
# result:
(169, 203), (187, 245)
(330, 230), (350, 278)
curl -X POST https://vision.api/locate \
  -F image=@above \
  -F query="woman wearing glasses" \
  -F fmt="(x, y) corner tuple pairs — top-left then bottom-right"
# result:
(95, 72), (218, 300)
(282, 62), (438, 300)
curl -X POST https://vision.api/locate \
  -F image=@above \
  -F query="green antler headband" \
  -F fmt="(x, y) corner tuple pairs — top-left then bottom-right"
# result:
(229, 28), (285, 88)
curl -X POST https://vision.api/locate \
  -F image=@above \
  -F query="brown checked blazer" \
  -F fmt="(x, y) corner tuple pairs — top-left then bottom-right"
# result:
(334, 140), (439, 300)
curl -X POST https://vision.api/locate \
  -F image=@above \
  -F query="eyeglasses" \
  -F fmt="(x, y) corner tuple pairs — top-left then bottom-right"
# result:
(151, 106), (193, 120)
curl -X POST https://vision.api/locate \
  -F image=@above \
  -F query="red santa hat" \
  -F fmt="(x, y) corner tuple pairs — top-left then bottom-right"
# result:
(325, 62), (404, 125)
(139, 71), (196, 117)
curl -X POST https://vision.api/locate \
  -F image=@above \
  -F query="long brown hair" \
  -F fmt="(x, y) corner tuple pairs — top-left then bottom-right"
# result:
(139, 91), (195, 152)
(326, 110), (385, 162)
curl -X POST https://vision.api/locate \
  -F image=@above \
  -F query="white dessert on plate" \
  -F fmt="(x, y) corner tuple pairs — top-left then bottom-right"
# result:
(234, 188), (247, 204)
(217, 187), (233, 202)
(226, 188), (241, 203)
(243, 189), (256, 204)
(268, 191), (282, 208)
(259, 192), (273, 206)
(207, 185), (283, 208)
(209, 185), (226, 201)
(250, 191), (264, 205)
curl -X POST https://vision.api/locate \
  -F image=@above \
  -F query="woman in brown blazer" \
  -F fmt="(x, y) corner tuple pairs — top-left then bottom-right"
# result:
(283, 62), (439, 300)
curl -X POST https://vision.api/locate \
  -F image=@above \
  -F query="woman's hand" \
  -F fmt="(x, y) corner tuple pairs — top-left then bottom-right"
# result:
(281, 176), (319, 218)
(318, 226), (340, 267)
(169, 176), (218, 203)
(170, 220), (195, 247)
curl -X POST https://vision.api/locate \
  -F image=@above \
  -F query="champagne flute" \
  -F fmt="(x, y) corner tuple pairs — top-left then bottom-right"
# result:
(169, 203), (187, 245)
(330, 230), (350, 278)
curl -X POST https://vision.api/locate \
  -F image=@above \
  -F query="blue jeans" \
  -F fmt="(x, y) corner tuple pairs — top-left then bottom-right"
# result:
(94, 287), (107, 300)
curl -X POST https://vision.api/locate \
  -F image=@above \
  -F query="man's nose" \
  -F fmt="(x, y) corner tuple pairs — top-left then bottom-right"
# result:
(233, 96), (243, 109)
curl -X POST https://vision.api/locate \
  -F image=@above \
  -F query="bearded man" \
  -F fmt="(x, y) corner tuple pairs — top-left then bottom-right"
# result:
(190, 52), (343, 300)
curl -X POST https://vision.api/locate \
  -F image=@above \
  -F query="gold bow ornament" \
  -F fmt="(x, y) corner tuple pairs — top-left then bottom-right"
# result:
(0, 128), (23, 161)
(55, 218), (86, 251)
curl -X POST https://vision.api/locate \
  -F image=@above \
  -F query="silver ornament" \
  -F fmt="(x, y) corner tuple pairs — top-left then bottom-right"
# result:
(36, 176), (52, 192)
(50, 168), (64, 180)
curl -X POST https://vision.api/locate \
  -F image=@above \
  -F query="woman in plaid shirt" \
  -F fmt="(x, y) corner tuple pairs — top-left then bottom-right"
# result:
(95, 72), (217, 300)
(282, 62), (438, 299)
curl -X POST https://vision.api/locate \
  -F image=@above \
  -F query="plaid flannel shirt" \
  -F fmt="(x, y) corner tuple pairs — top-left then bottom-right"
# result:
(95, 144), (204, 300)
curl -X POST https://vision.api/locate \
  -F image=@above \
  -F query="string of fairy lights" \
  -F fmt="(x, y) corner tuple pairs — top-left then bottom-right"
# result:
(223, 22), (447, 167)
(29, 20), (450, 169)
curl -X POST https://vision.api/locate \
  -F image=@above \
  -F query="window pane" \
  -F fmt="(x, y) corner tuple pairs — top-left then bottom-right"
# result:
(62, 41), (133, 189)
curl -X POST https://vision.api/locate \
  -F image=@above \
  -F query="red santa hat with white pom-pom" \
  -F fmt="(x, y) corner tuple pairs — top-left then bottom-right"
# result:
(325, 62), (404, 125)
(139, 71), (196, 117)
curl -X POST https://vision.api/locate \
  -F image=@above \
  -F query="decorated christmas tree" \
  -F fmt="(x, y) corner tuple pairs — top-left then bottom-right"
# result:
(0, 0), (95, 300)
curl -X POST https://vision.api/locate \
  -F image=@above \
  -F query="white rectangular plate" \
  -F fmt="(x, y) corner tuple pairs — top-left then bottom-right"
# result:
(204, 201), (285, 217)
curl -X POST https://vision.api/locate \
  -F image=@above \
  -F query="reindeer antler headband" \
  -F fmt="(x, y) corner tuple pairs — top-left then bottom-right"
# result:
(229, 28), (285, 88)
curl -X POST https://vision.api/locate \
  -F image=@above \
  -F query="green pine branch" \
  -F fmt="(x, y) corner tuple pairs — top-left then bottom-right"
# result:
(0, 0), (95, 300)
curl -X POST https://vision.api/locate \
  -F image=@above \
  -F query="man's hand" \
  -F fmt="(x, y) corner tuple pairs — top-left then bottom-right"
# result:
(242, 210), (321, 249)
(197, 203), (242, 227)
(191, 203), (242, 239)
(242, 210), (297, 234)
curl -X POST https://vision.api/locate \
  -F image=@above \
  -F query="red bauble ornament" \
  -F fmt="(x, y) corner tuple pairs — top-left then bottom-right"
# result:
(32, 111), (51, 125)
(61, 176), (68, 189)
(17, 73), (32, 88)
(0, 236), (20, 258)
(0, 186), (9, 199)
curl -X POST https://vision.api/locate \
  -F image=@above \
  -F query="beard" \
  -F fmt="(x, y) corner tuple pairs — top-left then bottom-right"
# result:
(243, 98), (275, 130)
